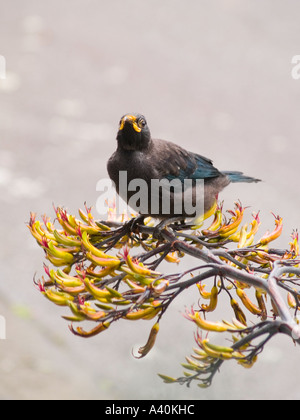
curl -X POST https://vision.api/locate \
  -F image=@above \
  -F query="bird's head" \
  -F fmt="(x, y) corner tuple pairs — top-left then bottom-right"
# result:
(116, 113), (151, 151)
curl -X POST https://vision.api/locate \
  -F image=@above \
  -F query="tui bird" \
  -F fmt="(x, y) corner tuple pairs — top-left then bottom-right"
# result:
(107, 113), (260, 221)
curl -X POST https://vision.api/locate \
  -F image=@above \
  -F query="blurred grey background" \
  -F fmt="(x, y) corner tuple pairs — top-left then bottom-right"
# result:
(0, 0), (300, 400)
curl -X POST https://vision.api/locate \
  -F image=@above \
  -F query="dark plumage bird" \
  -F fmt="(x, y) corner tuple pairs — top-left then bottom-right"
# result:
(107, 113), (260, 221)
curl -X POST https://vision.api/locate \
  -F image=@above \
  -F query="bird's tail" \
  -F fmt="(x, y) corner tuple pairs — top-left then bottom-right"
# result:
(222, 171), (261, 183)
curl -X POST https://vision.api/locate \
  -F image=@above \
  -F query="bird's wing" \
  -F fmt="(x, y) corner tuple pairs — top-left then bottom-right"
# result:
(152, 139), (221, 182)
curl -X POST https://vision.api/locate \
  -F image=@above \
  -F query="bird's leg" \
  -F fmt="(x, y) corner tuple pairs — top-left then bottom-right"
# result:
(172, 219), (194, 231)
(152, 217), (184, 240)
(94, 215), (145, 251)
(128, 214), (146, 232)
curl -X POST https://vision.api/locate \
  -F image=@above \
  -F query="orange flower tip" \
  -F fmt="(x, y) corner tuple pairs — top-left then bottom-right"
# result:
(34, 278), (46, 293)
(195, 330), (206, 343)
(121, 245), (130, 260)
(217, 201), (224, 212)
(42, 214), (50, 225)
(271, 212), (282, 222)
(227, 209), (235, 217)
(55, 207), (68, 222)
(60, 209), (69, 222)
(41, 237), (49, 248)
(234, 201), (243, 212)
(77, 296), (85, 305)
(43, 264), (50, 277)
(29, 212), (37, 228)
(184, 306), (195, 320)
(68, 324), (76, 334)
(75, 267), (86, 280)
(84, 202), (92, 214)
(76, 226), (83, 238)
(253, 211), (260, 223)
(292, 230), (299, 241)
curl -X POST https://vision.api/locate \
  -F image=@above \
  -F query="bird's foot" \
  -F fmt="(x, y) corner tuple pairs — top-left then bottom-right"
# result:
(93, 215), (145, 251)
(152, 217), (183, 240)
(127, 215), (146, 233)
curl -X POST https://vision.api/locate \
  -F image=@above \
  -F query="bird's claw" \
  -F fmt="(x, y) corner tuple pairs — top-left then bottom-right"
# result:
(152, 217), (184, 240)
(127, 215), (146, 233)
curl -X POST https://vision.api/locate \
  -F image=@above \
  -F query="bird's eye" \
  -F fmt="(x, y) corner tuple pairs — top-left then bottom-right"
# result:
(138, 118), (146, 129)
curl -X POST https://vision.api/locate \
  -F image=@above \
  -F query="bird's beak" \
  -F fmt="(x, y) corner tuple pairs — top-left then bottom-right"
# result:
(119, 115), (142, 133)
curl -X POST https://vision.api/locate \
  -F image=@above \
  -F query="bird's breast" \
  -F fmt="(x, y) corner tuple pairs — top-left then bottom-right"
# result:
(107, 150), (155, 190)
